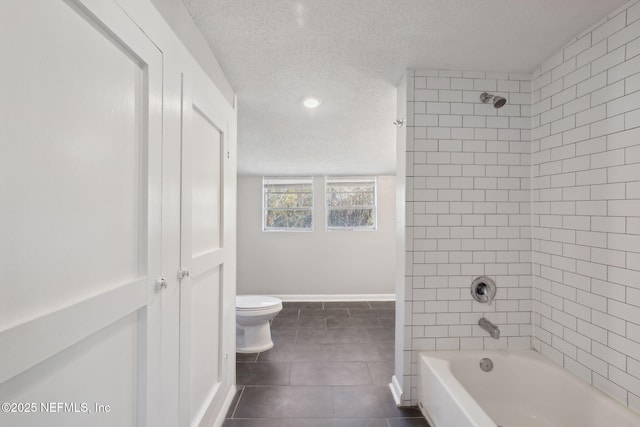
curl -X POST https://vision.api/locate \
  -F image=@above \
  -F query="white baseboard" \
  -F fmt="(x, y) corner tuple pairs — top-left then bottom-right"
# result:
(212, 385), (237, 427)
(270, 294), (395, 302)
(421, 406), (436, 427)
(389, 375), (403, 405)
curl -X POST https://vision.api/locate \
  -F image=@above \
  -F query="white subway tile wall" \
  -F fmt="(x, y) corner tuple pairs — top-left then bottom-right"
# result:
(532, 0), (640, 412)
(403, 69), (533, 404)
(402, 0), (640, 411)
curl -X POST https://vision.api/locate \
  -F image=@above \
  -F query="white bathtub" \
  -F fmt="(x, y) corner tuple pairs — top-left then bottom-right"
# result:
(418, 350), (640, 427)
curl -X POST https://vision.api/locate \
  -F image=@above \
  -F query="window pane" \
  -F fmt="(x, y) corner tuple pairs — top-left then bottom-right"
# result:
(265, 209), (312, 229)
(328, 208), (374, 228)
(263, 177), (313, 231)
(327, 190), (374, 207)
(325, 177), (376, 230)
(326, 182), (374, 192)
(265, 191), (312, 208)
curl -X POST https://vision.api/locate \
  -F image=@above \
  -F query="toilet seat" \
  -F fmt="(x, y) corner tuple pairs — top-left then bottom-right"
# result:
(236, 295), (282, 311)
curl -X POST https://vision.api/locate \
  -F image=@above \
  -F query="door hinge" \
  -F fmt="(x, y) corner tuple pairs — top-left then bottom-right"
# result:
(178, 268), (190, 281)
(155, 276), (167, 292)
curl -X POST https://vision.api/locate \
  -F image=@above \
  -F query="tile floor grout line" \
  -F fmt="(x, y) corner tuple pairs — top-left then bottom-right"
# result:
(286, 361), (293, 386)
(366, 361), (374, 386)
(229, 385), (245, 419)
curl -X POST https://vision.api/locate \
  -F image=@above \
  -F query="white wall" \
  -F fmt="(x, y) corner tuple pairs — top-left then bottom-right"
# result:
(149, 0), (234, 106)
(532, 0), (640, 413)
(237, 175), (396, 298)
(401, 69), (533, 404)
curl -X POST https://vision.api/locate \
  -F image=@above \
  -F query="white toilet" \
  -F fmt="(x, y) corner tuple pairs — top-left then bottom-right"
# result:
(235, 295), (283, 353)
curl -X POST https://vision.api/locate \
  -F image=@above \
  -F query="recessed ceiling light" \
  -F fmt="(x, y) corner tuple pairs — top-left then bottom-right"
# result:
(302, 96), (321, 109)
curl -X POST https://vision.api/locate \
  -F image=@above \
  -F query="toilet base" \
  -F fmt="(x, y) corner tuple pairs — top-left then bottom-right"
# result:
(236, 321), (274, 353)
(236, 341), (274, 354)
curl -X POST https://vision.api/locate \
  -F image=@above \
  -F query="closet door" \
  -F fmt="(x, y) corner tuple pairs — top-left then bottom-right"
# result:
(0, 1), (162, 426)
(179, 70), (236, 426)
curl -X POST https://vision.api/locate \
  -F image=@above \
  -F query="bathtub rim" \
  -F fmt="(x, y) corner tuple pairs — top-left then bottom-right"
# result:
(418, 351), (497, 427)
(418, 349), (640, 426)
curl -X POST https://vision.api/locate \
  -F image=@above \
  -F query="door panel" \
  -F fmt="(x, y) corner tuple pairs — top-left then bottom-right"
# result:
(190, 266), (222, 416)
(179, 73), (231, 427)
(0, 312), (141, 427)
(191, 108), (223, 256)
(0, 0), (162, 426)
(0, 0), (149, 326)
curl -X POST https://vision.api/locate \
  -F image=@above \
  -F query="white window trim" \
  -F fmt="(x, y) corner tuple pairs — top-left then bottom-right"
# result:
(325, 176), (377, 231)
(262, 176), (314, 232)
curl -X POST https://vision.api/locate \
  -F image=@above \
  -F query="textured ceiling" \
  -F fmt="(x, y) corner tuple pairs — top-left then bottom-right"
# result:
(183, 0), (627, 175)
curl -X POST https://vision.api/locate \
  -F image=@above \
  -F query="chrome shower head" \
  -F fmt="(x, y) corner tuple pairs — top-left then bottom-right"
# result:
(493, 96), (507, 108)
(480, 92), (507, 109)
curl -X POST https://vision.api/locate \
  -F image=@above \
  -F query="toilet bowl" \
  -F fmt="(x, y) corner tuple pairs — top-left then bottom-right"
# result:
(236, 295), (282, 353)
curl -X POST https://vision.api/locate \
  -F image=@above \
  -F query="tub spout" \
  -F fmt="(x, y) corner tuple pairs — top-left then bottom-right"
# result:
(479, 317), (500, 339)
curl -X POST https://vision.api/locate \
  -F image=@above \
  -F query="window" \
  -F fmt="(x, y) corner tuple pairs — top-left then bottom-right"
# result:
(325, 177), (376, 230)
(263, 177), (313, 231)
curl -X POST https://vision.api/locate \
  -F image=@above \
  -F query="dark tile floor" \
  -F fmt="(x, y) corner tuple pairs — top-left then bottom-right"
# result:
(224, 301), (429, 427)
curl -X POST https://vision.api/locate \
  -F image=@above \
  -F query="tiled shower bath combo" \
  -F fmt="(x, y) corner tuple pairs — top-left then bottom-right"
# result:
(402, 0), (640, 423)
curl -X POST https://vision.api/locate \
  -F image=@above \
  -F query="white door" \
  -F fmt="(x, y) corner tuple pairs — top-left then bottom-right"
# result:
(179, 71), (236, 427)
(0, 1), (162, 426)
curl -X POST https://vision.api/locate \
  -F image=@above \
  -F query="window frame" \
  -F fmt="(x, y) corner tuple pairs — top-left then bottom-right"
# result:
(324, 176), (377, 231)
(262, 176), (314, 232)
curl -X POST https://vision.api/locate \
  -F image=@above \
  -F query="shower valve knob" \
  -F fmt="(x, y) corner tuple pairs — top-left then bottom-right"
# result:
(471, 276), (497, 305)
